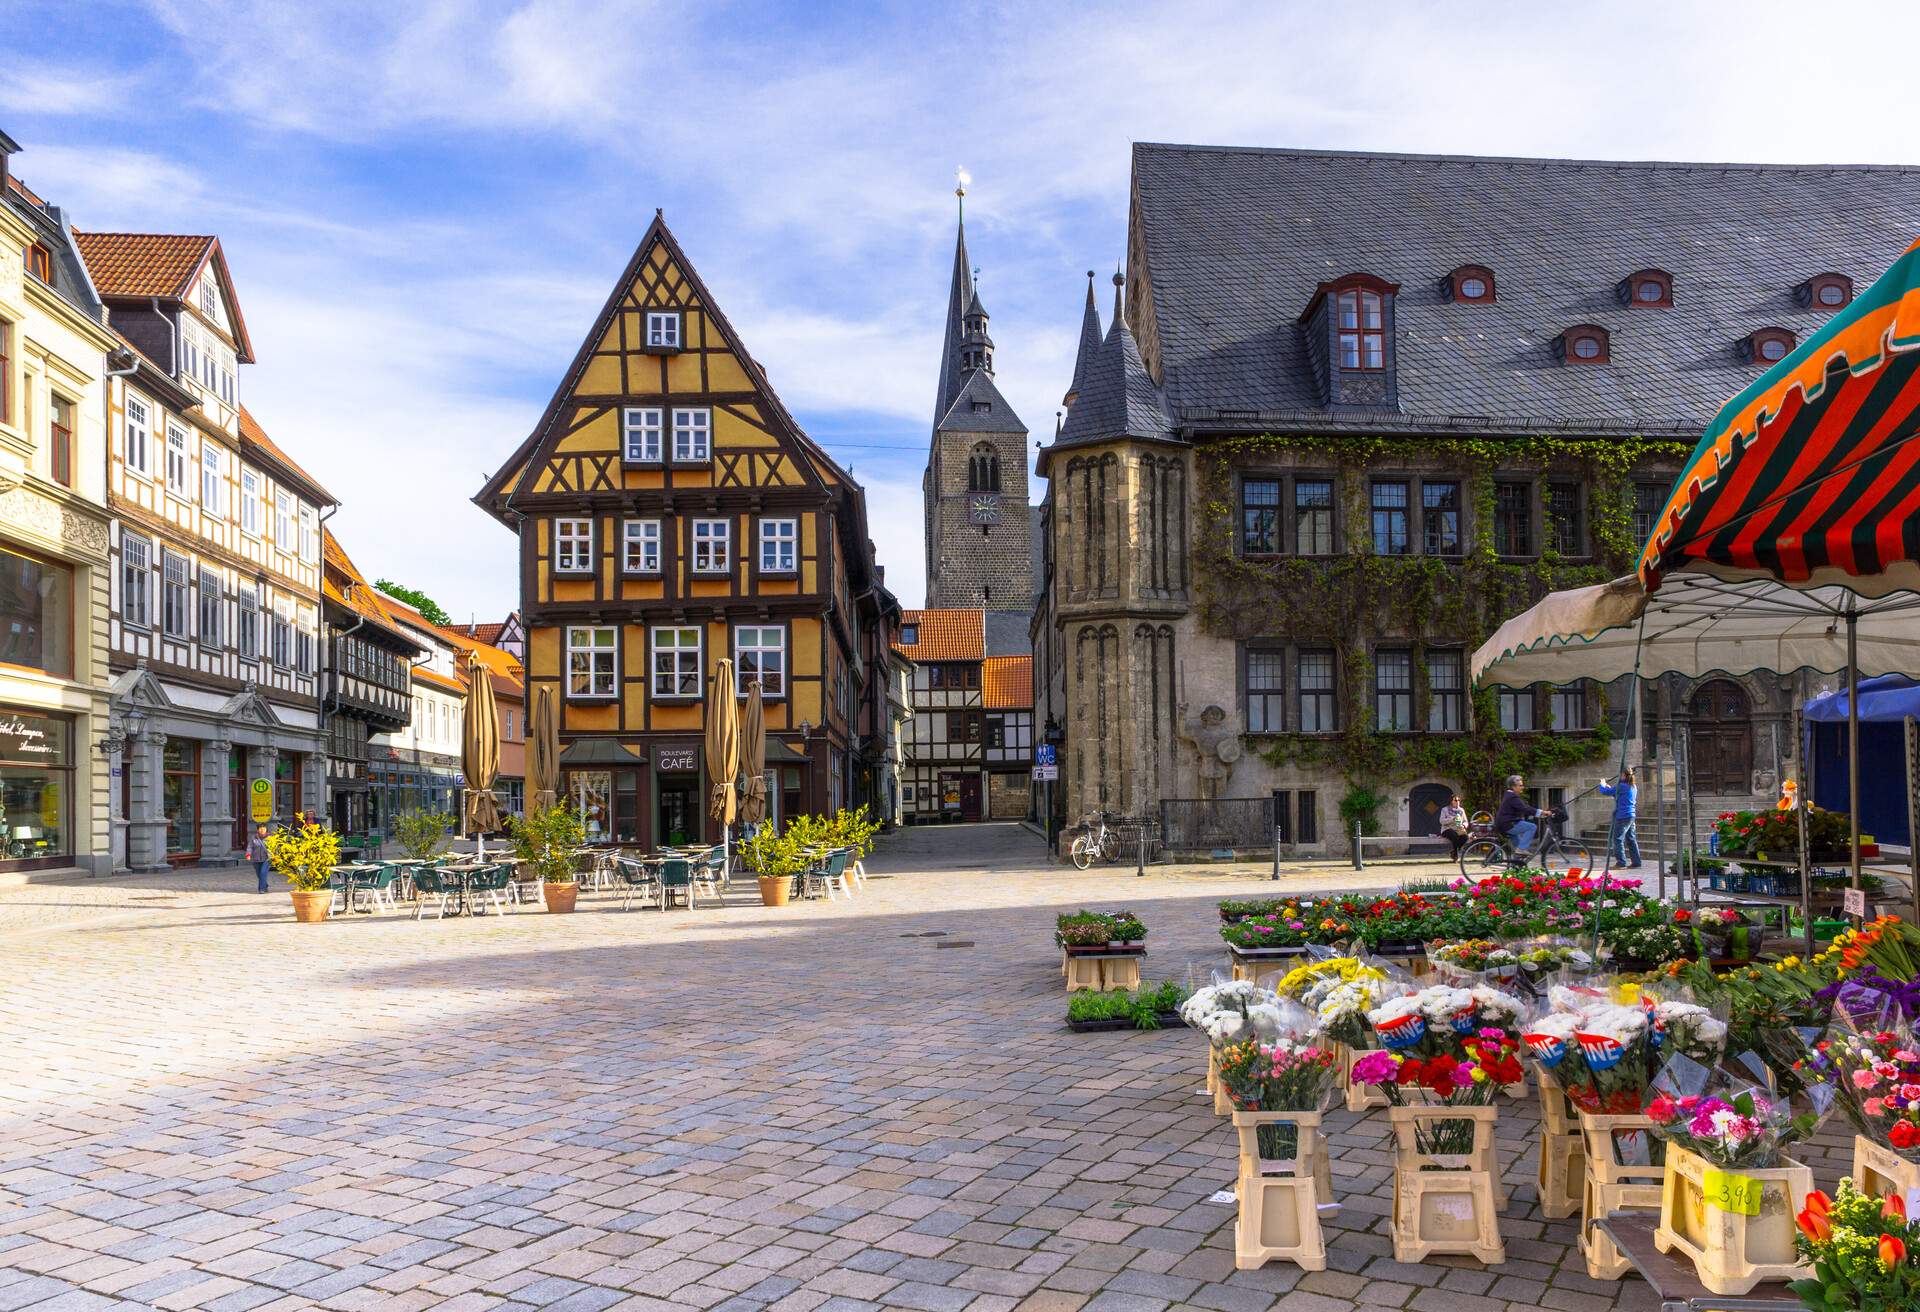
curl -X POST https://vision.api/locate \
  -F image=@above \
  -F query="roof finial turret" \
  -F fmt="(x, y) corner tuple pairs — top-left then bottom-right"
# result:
(955, 165), (970, 225)
(1112, 267), (1125, 330)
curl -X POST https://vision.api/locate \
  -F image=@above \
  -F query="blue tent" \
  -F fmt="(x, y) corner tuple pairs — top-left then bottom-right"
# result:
(1804, 675), (1916, 847)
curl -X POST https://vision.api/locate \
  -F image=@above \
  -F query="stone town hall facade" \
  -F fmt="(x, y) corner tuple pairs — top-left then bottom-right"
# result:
(1031, 143), (1920, 853)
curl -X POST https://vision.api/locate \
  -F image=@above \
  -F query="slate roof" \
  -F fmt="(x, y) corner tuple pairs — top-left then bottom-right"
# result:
(982, 655), (1033, 709)
(1051, 309), (1173, 455)
(1128, 142), (1920, 436)
(932, 216), (975, 427)
(983, 610), (1031, 657)
(893, 608), (984, 662)
(1064, 273), (1101, 403)
(935, 369), (1029, 435)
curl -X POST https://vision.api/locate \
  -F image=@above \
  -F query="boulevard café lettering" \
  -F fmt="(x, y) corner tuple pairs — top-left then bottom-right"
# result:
(0, 713), (64, 763)
(656, 745), (697, 773)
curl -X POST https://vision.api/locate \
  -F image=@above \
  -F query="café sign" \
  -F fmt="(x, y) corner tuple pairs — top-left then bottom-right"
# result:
(655, 745), (698, 772)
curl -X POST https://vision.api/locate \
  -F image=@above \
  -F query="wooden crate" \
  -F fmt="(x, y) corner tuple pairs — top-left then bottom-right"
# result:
(1386, 1104), (1505, 1265)
(1533, 1075), (1585, 1221)
(1231, 1110), (1330, 1271)
(1652, 1144), (1811, 1296)
(1576, 1111), (1663, 1279)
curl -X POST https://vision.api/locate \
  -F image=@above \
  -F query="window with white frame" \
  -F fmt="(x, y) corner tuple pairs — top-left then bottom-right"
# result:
(161, 550), (190, 638)
(622, 519), (661, 573)
(651, 626), (701, 697)
(672, 407), (710, 462)
(121, 534), (151, 628)
(201, 445), (225, 516)
(567, 626), (616, 698)
(296, 622), (314, 675)
(124, 395), (150, 475)
(736, 626), (786, 696)
(645, 311), (680, 348)
(691, 519), (729, 573)
(759, 518), (797, 573)
(622, 407), (663, 463)
(555, 518), (594, 572)
(274, 489), (293, 549)
(272, 607), (292, 668)
(237, 584), (258, 659)
(299, 508), (317, 562)
(241, 469), (260, 535)
(166, 423), (191, 497)
(197, 565), (222, 647)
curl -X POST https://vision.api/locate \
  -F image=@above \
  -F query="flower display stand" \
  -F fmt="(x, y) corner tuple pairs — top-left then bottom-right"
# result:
(1336, 1044), (1387, 1112)
(1533, 1075), (1584, 1221)
(1651, 1144), (1811, 1296)
(1062, 947), (1143, 993)
(1386, 1104), (1505, 1265)
(1851, 1135), (1920, 1206)
(1231, 1109), (1330, 1271)
(1576, 1111), (1663, 1279)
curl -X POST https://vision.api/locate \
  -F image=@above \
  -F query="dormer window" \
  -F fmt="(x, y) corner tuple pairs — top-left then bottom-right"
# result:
(1746, 327), (1795, 364)
(1558, 325), (1610, 364)
(1337, 288), (1385, 369)
(1619, 269), (1672, 307)
(23, 243), (51, 283)
(900, 623), (918, 645)
(1447, 265), (1495, 303)
(1801, 272), (1853, 309)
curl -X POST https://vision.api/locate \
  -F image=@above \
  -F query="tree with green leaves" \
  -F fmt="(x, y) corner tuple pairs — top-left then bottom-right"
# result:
(374, 579), (451, 627)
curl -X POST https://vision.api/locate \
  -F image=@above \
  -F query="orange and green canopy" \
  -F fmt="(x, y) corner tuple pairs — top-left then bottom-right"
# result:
(1639, 236), (1920, 599)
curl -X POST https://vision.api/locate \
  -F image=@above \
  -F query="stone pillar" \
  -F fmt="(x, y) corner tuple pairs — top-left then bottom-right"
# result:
(128, 730), (170, 871)
(302, 751), (325, 822)
(202, 736), (235, 863)
(250, 745), (280, 824)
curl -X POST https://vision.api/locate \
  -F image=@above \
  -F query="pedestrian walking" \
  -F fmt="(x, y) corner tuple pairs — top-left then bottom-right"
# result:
(1597, 768), (1640, 868)
(248, 825), (272, 893)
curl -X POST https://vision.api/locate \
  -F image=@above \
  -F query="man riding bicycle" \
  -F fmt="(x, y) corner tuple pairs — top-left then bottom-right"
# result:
(1493, 774), (1548, 859)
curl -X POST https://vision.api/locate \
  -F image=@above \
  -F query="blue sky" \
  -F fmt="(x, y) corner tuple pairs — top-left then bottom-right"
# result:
(7, 0), (1920, 617)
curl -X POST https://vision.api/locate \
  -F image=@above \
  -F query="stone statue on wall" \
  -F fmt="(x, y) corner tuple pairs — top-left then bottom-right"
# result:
(1176, 703), (1243, 800)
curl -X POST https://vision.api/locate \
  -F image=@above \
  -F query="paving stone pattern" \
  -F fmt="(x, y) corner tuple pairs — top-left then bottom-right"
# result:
(0, 823), (1851, 1311)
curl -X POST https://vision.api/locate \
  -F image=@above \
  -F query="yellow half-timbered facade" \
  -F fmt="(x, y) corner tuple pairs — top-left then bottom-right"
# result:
(477, 215), (896, 846)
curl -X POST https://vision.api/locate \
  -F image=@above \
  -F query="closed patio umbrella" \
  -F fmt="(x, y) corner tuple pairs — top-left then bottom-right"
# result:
(738, 678), (768, 827)
(528, 685), (560, 810)
(461, 651), (502, 855)
(706, 657), (740, 846)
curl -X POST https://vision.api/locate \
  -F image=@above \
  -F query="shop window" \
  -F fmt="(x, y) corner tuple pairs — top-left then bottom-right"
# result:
(165, 738), (200, 857)
(0, 711), (71, 864)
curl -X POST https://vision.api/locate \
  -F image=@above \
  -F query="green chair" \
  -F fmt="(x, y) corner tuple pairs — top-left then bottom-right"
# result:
(804, 848), (852, 901)
(656, 858), (695, 910)
(412, 869), (449, 920)
(469, 863), (512, 916)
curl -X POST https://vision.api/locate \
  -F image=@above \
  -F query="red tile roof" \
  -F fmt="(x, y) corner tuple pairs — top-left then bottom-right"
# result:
(982, 656), (1033, 710)
(71, 230), (213, 299)
(892, 609), (985, 662)
(239, 406), (334, 505)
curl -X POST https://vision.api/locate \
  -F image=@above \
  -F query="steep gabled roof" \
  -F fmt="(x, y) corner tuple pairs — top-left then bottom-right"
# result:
(934, 368), (1028, 435)
(321, 528), (426, 654)
(982, 655), (1033, 709)
(893, 608), (985, 662)
(1129, 141), (1920, 434)
(1044, 309), (1172, 468)
(71, 230), (255, 361)
(983, 610), (1031, 657)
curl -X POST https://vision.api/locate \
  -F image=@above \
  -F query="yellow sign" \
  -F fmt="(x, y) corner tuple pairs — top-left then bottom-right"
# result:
(1702, 1168), (1763, 1216)
(249, 778), (273, 823)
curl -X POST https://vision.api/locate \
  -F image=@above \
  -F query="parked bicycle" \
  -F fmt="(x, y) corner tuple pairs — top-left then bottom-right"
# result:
(1457, 803), (1594, 876)
(1069, 812), (1121, 870)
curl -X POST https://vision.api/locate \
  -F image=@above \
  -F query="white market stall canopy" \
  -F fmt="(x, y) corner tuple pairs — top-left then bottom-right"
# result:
(1470, 570), (1920, 689)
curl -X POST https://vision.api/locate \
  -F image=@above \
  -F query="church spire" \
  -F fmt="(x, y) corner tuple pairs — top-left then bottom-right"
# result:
(1063, 270), (1101, 407)
(932, 172), (976, 426)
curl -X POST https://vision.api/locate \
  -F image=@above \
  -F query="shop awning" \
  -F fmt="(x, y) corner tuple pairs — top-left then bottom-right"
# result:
(559, 738), (647, 766)
(763, 738), (810, 764)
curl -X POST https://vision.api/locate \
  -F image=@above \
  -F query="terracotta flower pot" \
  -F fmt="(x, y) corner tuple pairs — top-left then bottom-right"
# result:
(757, 875), (791, 907)
(544, 881), (578, 914)
(289, 889), (331, 923)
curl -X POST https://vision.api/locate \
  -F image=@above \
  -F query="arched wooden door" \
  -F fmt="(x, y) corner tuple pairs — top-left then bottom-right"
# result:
(1408, 782), (1453, 837)
(1688, 679), (1753, 793)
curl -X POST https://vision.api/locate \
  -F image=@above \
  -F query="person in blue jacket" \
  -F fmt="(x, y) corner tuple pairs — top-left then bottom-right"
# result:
(1596, 768), (1640, 869)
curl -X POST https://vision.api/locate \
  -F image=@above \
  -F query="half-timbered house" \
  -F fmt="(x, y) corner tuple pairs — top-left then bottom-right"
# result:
(475, 215), (891, 845)
(894, 609), (1032, 823)
(75, 229), (332, 869)
(320, 530), (422, 835)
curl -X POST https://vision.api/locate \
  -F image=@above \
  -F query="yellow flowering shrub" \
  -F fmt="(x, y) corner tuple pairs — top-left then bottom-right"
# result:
(266, 820), (342, 892)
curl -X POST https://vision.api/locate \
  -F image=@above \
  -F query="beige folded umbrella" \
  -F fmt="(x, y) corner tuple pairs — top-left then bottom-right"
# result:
(706, 658), (740, 830)
(461, 651), (503, 842)
(528, 685), (560, 811)
(738, 679), (768, 826)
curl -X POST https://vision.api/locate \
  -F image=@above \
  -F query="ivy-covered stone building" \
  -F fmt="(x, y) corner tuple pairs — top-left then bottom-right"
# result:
(1032, 143), (1920, 853)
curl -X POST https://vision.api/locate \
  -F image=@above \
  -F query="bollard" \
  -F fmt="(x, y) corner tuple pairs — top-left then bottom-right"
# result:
(1273, 824), (1282, 881)
(1353, 821), (1364, 871)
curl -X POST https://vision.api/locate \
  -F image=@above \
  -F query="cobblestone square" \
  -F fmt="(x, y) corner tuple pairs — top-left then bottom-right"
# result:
(0, 826), (1846, 1311)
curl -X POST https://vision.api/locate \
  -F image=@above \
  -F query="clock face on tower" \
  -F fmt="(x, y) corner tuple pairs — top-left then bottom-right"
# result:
(968, 494), (1001, 526)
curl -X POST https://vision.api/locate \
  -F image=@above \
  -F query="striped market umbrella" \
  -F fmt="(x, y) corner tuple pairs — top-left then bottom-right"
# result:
(1639, 236), (1920, 597)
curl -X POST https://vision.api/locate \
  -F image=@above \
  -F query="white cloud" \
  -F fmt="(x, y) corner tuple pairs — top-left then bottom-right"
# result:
(0, 61), (139, 117)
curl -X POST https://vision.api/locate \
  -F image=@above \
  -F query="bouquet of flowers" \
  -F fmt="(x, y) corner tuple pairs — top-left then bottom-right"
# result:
(1796, 1024), (1920, 1157)
(1352, 1030), (1526, 1154)
(1525, 984), (1729, 1114)
(1365, 982), (1527, 1061)
(1791, 1180), (1920, 1312)
(1272, 955), (1388, 1003)
(1219, 1035), (1340, 1163)
(1645, 1055), (1825, 1170)
(1427, 940), (1521, 980)
(1304, 971), (1397, 1049)
(1179, 980), (1298, 1048)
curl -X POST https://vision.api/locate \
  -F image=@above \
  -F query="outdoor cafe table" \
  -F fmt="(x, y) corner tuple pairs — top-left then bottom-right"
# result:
(436, 863), (490, 917)
(329, 864), (383, 915)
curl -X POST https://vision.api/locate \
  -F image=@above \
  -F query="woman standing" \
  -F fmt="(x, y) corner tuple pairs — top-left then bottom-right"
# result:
(1596, 768), (1640, 869)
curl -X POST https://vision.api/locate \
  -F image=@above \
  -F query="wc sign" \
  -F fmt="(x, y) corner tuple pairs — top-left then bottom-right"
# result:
(249, 778), (273, 823)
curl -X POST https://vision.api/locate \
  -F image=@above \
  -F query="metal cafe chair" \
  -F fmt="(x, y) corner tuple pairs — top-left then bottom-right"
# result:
(615, 857), (658, 911)
(411, 869), (451, 920)
(655, 857), (695, 910)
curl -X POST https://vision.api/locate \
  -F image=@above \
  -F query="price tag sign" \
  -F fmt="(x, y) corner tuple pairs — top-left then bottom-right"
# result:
(1703, 1168), (1763, 1216)
(250, 778), (273, 823)
(1845, 887), (1869, 919)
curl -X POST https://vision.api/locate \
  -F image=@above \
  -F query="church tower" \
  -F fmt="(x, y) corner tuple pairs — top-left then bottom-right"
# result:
(922, 184), (1033, 610)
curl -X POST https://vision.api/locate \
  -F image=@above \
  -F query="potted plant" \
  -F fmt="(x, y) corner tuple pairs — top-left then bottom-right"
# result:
(267, 817), (342, 923)
(739, 824), (808, 906)
(507, 803), (586, 913)
(393, 807), (454, 863)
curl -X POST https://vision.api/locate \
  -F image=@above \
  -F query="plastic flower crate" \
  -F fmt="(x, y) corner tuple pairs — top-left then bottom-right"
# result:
(1231, 1109), (1331, 1271)
(1652, 1143), (1812, 1295)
